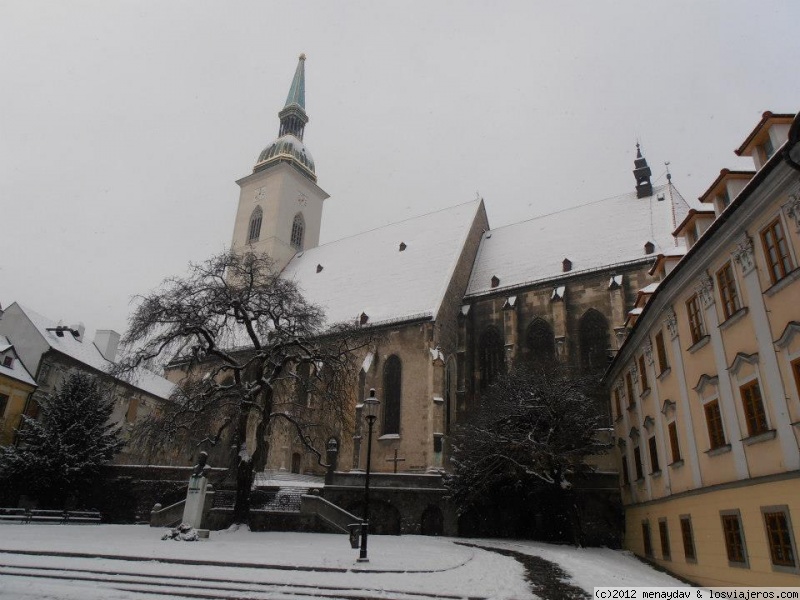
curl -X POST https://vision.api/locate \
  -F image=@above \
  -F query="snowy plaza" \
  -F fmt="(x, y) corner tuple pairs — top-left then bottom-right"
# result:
(0, 525), (685, 599)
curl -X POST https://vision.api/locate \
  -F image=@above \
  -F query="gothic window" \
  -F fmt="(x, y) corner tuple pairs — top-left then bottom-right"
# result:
(383, 355), (402, 435)
(445, 357), (456, 434)
(294, 362), (311, 406)
(579, 309), (610, 371)
(352, 369), (365, 470)
(247, 207), (263, 243)
(479, 327), (505, 390)
(291, 213), (305, 250)
(526, 318), (555, 365)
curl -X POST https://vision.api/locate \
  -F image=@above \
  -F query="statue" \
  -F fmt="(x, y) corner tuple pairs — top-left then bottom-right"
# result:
(192, 451), (210, 477)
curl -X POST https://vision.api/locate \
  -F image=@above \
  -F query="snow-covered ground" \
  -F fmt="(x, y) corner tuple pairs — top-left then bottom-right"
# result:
(0, 524), (686, 599)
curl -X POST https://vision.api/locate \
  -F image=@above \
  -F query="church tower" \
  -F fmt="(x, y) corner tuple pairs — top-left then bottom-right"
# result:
(230, 54), (329, 270)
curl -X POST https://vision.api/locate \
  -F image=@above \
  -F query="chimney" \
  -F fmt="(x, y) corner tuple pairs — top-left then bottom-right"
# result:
(94, 329), (121, 362)
(70, 322), (86, 340)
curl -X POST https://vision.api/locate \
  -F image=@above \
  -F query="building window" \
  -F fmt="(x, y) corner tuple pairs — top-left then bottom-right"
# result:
(479, 328), (505, 390)
(526, 318), (555, 365)
(2, 356), (12, 368)
(686, 294), (706, 344)
(761, 218), (794, 285)
(704, 399), (726, 450)
(294, 362), (311, 406)
(0, 393), (8, 417)
(655, 331), (669, 374)
(659, 519), (671, 560)
(719, 188), (731, 209)
(680, 516), (696, 561)
(383, 355), (402, 435)
(638, 355), (649, 394)
(613, 388), (622, 419)
(668, 421), (681, 463)
(621, 455), (630, 486)
(445, 358), (456, 435)
(125, 397), (139, 423)
(717, 262), (741, 320)
(579, 309), (610, 371)
(625, 372), (635, 409)
(353, 371), (365, 470)
(291, 213), (305, 250)
(247, 207), (263, 243)
(793, 357), (800, 400)
(642, 521), (654, 558)
(763, 507), (797, 568)
(763, 137), (775, 161)
(648, 436), (660, 473)
(721, 511), (748, 566)
(740, 380), (769, 437)
(633, 446), (644, 480)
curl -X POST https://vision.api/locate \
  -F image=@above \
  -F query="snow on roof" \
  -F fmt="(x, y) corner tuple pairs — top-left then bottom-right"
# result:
(466, 184), (694, 297)
(16, 305), (175, 400)
(639, 282), (660, 295)
(281, 200), (483, 327)
(0, 335), (36, 387)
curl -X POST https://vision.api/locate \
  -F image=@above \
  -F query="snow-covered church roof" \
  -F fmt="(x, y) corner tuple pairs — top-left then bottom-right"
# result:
(466, 184), (694, 297)
(282, 200), (484, 327)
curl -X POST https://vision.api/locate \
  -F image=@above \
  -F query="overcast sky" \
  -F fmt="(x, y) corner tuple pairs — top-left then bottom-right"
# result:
(2, 1), (798, 341)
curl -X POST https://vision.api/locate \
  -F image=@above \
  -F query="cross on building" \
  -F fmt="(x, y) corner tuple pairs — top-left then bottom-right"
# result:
(386, 449), (405, 473)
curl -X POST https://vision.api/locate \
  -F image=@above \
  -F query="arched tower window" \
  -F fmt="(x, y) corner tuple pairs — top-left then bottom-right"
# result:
(291, 213), (305, 250)
(248, 207), (263, 243)
(479, 327), (505, 390)
(527, 318), (556, 365)
(383, 355), (402, 435)
(579, 309), (610, 372)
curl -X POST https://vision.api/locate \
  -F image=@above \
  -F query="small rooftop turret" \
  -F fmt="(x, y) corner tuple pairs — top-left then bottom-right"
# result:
(633, 143), (653, 199)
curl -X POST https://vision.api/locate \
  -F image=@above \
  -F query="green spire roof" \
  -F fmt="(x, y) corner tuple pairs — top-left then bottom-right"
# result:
(284, 53), (306, 110)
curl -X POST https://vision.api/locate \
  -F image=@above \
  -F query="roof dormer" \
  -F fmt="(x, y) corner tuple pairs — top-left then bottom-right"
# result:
(672, 208), (716, 249)
(648, 248), (687, 279)
(735, 111), (794, 170)
(698, 169), (755, 217)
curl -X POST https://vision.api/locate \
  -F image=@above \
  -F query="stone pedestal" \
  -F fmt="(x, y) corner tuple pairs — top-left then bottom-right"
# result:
(181, 475), (209, 528)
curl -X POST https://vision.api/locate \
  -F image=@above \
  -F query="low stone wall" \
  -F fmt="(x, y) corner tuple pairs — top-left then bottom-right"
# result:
(322, 471), (456, 536)
(96, 464), (228, 523)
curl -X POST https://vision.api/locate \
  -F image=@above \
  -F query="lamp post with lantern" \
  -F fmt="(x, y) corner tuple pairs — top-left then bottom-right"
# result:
(358, 388), (380, 562)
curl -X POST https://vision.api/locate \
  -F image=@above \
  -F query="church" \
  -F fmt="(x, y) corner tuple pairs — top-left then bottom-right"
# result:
(217, 55), (695, 536)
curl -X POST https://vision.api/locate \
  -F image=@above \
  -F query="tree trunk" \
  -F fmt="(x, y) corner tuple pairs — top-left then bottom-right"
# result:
(232, 452), (253, 524)
(231, 412), (253, 525)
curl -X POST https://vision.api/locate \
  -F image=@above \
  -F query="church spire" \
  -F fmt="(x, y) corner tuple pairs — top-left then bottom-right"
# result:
(278, 54), (308, 140)
(633, 143), (653, 198)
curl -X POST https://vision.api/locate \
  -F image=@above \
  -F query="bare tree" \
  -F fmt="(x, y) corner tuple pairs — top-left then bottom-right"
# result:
(445, 365), (610, 545)
(117, 251), (373, 523)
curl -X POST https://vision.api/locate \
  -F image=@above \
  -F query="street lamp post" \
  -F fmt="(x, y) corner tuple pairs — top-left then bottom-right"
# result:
(358, 388), (380, 562)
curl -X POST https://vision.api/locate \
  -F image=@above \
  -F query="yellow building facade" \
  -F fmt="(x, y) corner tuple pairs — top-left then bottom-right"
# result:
(606, 111), (800, 586)
(0, 336), (36, 446)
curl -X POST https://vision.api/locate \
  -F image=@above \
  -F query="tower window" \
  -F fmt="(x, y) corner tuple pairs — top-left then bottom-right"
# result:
(248, 207), (263, 243)
(291, 213), (305, 250)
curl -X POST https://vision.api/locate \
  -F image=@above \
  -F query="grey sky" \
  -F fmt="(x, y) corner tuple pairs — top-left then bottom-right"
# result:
(2, 1), (798, 341)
